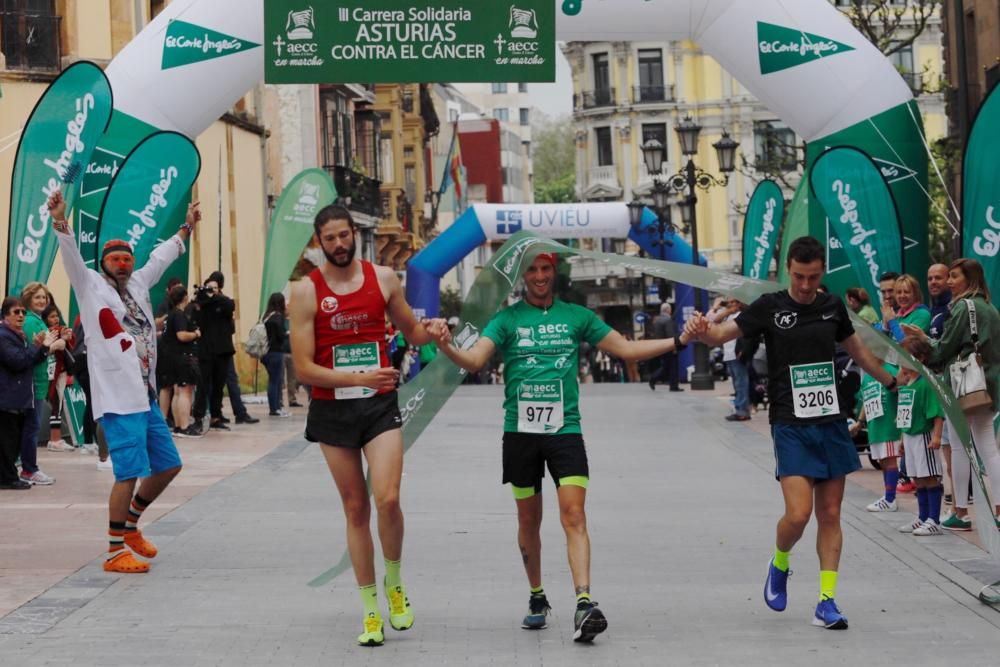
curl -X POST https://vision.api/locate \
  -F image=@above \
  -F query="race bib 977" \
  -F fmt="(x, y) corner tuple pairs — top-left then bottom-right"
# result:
(517, 380), (564, 434)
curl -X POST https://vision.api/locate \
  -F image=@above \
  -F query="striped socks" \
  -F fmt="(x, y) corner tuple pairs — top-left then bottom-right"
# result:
(108, 521), (126, 561)
(125, 495), (151, 533)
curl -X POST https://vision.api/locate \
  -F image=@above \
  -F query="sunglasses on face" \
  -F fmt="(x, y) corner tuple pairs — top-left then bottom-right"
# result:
(9, 308), (26, 316)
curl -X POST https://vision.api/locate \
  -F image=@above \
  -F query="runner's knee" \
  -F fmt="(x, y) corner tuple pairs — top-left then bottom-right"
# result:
(559, 504), (587, 532)
(374, 489), (401, 516)
(342, 495), (371, 525)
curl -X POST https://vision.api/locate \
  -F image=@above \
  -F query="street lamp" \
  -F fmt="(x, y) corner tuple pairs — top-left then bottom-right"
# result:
(665, 116), (740, 390)
(628, 139), (679, 262)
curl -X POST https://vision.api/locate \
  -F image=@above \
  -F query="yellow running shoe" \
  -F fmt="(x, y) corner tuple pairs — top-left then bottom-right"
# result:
(357, 612), (384, 647)
(385, 578), (414, 631)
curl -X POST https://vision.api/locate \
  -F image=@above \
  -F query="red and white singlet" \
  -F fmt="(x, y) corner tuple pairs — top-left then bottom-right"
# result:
(309, 262), (391, 400)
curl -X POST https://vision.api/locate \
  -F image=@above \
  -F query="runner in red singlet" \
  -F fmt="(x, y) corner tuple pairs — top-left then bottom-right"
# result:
(289, 205), (446, 647)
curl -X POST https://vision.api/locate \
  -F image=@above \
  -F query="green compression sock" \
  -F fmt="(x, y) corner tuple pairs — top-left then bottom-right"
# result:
(773, 547), (790, 573)
(819, 570), (838, 601)
(384, 559), (402, 588)
(359, 584), (380, 618)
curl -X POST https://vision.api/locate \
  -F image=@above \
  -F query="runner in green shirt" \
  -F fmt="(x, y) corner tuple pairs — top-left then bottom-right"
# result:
(432, 252), (691, 642)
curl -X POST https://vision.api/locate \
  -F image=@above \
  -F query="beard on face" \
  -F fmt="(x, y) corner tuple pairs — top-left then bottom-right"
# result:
(323, 237), (356, 268)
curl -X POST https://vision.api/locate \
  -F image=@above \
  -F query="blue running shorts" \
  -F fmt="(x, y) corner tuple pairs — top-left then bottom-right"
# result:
(771, 421), (861, 481)
(99, 399), (183, 482)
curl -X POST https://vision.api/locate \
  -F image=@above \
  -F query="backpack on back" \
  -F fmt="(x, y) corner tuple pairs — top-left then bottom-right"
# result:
(244, 313), (273, 360)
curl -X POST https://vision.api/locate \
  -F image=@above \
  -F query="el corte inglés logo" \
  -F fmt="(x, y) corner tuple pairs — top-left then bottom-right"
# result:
(162, 19), (260, 70)
(757, 21), (854, 75)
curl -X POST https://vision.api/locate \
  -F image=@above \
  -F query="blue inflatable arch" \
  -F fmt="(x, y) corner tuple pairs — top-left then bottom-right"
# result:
(406, 202), (704, 369)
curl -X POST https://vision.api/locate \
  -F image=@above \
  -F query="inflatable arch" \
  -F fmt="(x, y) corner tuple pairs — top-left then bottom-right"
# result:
(86, 0), (927, 314)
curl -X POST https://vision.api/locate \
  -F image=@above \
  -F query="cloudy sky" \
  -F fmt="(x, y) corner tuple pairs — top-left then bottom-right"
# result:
(529, 48), (573, 118)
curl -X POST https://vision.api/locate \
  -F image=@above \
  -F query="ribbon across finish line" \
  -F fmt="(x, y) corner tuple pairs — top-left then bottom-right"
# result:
(309, 231), (999, 587)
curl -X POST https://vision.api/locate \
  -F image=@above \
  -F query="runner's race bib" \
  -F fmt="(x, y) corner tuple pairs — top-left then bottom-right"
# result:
(896, 387), (915, 430)
(789, 362), (840, 419)
(517, 380), (564, 434)
(332, 342), (380, 400)
(862, 382), (884, 421)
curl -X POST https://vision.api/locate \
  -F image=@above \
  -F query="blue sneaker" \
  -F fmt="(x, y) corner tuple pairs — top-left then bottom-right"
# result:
(812, 598), (848, 629)
(521, 594), (551, 629)
(763, 560), (789, 612)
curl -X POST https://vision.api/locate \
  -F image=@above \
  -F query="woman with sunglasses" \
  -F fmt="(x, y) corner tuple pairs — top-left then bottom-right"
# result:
(0, 298), (61, 489)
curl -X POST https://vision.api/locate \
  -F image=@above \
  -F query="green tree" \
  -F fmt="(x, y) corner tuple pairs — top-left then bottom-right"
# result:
(531, 112), (576, 202)
(439, 286), (463, 320)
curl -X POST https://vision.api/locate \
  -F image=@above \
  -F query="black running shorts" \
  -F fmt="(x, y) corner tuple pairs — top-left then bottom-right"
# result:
(306, 391), (402, 449)
(501, 432), (589, 493)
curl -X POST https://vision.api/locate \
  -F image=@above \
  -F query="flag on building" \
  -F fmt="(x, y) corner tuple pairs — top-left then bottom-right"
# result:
(439, 123), (467, 211)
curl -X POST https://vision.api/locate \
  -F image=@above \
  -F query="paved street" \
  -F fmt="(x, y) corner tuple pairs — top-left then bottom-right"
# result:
(2, 384), (1000, 665)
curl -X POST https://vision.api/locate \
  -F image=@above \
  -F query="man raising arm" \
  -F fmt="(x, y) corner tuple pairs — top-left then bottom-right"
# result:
(433, 252), (691, 643)
(686, 236), (896, 630)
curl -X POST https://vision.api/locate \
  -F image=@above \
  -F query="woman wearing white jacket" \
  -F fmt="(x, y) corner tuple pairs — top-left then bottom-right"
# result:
(48, 190), (200, 573)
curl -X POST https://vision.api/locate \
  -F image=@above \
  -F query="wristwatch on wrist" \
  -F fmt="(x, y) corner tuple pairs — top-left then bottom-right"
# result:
(674, 334), (688, 350)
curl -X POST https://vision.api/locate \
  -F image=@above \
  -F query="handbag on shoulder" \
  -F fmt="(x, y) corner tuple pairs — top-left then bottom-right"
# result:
(949, 299), (993, 411)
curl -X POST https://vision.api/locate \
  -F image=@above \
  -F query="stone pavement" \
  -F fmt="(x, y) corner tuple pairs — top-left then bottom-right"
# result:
(1, 384), (999, 666)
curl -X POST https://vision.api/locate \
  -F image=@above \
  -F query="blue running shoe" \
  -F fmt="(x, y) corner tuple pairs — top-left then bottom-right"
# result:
(521, 594), (551, 629)
(812, 598), (848, 629)
(763, 560), (789, 612)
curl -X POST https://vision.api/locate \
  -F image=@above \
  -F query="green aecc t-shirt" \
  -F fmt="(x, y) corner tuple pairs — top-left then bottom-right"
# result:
(897, 375), (943, 436)
(483, 299), (612, 435)
(858, 364), (900, 444)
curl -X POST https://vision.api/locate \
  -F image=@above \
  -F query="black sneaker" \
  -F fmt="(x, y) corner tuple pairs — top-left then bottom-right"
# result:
(573, 600), (607, 642)
(522, 594), (551, 629)
(235, 415), (260, 424)
(0, 479), (32, 490)
(182, 423), (204, 438)
(218, 416), (231, 424)
(209, 419), (230, 431)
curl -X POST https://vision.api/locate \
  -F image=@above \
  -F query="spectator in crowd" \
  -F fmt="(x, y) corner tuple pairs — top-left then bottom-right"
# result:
(1, 297), (59, 490)
(648, 303), (681, 391)
(69, 317), (112, 470)
(155, 277), (183, 333)
(159, 285), (202, 438)
(284, 311), (301, 407)
(926, 263), (957, 503)
(713, 299), (751, 421)
(40, 303), (75, 452)
(191, 273), (259, 430)
(903, 258), (1000, 530)
(845, 287), (879, 325)
(18, 281), (61, 485)
(262, 292), (290, 417)
(878, 274), (930, 341)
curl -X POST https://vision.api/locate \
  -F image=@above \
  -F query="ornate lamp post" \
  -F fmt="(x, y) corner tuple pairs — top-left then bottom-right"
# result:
(668, 116), (739, 390)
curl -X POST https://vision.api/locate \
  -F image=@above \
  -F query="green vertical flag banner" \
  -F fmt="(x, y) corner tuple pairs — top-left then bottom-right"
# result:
(6, 61), (113, 293)
(962, 82), (1000, 299)
(777, 171), (809, 285)
(805, 101), (928, 300)
(809, 146), (903, 319)
(310, 231), (998, 586)
(741, 179), (784, 279)
(63, 384), (87, 446)
(95, 131), (201, 268)
(259, 169), (338, 315)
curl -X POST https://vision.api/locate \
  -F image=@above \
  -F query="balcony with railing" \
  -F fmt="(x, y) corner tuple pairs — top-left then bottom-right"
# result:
(578, 87), (616, 110)
(324, 165), (382, 219)
(632, 84), (674, 104)
(0, 10), (61, 71)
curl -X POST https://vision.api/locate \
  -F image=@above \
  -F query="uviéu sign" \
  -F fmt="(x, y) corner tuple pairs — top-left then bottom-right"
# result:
(264, 0), (555, 83)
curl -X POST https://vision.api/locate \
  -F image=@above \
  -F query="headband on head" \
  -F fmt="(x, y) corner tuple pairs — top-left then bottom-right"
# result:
(101, 239), (134, 261)
(534, 252), (558, 267)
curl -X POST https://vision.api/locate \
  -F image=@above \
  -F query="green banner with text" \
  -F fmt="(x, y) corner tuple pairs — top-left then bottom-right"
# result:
(6, 61), (113, 294)
(264, 0), (555, 83)
(809, 146), (904, 320)
(95, 131), (201, 269)
(962, 82), (1000, 301)
(742, 179), (784, 280)
(259, 168), (338, 315)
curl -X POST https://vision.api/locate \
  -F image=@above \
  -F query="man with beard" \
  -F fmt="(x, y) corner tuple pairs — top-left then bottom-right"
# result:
(48, 189), (198, 573)
(289, 205), (446, 647)
(431, 252), (693, 643)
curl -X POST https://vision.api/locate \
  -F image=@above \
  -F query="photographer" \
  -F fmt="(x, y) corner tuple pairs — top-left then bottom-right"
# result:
(191, 272), (258, 431)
